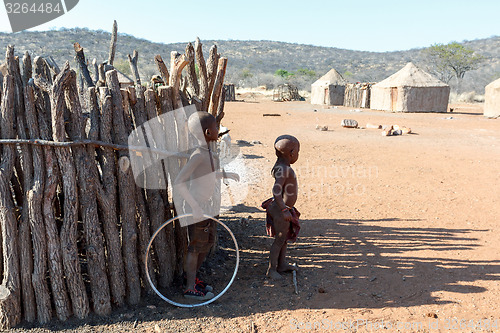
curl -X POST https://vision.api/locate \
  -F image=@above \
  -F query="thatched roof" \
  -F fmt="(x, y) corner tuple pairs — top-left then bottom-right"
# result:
(312, 68), (346, 86)
(375, 62), (447, 88)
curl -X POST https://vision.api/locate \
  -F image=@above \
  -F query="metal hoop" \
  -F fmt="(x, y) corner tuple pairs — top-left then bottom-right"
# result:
(145, 214), (239, 307)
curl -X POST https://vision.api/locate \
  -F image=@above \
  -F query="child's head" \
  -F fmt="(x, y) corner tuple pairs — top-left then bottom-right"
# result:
(274, 135), (300, 164)
(188, 111), (218, 143)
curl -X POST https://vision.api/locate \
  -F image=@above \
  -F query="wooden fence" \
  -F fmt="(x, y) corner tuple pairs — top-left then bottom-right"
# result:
(343, 82), (373, 108)
(0, 34), (227, 328)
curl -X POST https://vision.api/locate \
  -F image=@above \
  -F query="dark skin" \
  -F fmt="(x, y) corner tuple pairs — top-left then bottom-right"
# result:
(267, 135), (300, 280)
(175, 112), (239, 293)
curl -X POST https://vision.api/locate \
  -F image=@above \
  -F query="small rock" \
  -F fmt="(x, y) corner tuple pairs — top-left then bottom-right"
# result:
(426, 312), (438, 318)
(313, 109), (318, 112)
(251, 140), (262, 145)
(370, 277), (377, 282)
(318, 287), (326, 293)
(366, 123), (382, 129)
(341, 119), (358, 128)
(392, 129), (402, 136)
(401, 127), (412, 134)
(147, 305), (156, 310)
(316, 125), (328, 131)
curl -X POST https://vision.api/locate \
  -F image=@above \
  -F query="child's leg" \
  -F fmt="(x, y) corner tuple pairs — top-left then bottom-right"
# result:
(277, 242), (298, 272)
(267, 203), (290, 279)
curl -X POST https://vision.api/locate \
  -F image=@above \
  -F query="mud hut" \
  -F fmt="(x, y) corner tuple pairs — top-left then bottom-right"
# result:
(371, 62), (449, 112)
(484, 78), (500, 118)
(311, 68), (346, 105)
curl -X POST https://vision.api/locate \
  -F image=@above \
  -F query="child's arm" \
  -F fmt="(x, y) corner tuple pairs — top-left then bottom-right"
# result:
(174, 154), (204, 220)
(272, 165), (293, 222)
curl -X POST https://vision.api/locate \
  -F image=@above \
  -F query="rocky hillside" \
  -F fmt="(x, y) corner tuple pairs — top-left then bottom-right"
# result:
(1, 28), (499, 93)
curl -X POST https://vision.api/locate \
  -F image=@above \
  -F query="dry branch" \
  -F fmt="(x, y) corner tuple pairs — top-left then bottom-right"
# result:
(169, 52), (191, 109)
(154, 55), (169, 86)
(185, 43), (199, 96)
(205, 46), (220, 112)
(73, 42), (95, 89)
(195, 38), (209, 108)
(128, 50), (141, 86)
(208, 57), (228, 116)
(108, 20), (118, 66)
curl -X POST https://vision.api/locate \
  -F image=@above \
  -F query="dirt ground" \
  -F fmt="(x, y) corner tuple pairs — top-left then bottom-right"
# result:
(9, 94), (500, 332)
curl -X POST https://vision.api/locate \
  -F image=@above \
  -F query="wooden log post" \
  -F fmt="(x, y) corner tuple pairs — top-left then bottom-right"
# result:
(96, 88), (126, 307)
(108, 20), (118, 66)
(24, 83), (52, 323)
(169, 52), (191, 110)
(12, 49), (37, 325)
(66, 78), (111, 316)
(128, 50), (141, 86)
(34, 82), (71, 321)
(208, 57), (228, 117)
(204, 46), (220, 112)
(22, 51), (32, 87)
(154, 55), (170, 86)
(51, 63), (89, 319)
(0, 74), (21, 329)
(195, 38), (209, 110)
(33, 56), (53, 85)
(185, 43), (199, 96)
(92, 58), (99, 84)
(73, 43), (95, 89)
(105, 70), (141, 305)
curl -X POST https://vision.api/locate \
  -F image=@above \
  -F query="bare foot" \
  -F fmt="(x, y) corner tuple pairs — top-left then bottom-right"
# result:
(266, 269), (283, 280)
(277, 264), (298, 273)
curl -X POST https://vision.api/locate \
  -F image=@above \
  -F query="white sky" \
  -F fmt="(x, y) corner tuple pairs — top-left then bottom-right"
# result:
(0, 0), (499, 52)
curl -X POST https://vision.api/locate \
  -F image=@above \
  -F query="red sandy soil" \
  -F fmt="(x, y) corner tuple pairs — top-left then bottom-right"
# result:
(10, 96), (500, 333)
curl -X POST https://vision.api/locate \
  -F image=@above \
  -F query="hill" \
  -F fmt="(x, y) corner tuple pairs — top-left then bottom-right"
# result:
(1, 28), (499, 93)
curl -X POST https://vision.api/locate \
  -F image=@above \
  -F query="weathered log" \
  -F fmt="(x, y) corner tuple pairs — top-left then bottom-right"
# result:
(35, 83), (71, 321)
(22, 52), (32, 87)
(208, 57), (228, 116)
(92, 58), (99, 84)
(96, 88), (126, 307)
(216, 85), (226, 127)
(108, 20), (118, 66)
(0, 74), (21, 329)
(106, 70), (141, 305)
(154, 55), (169, 86)
(66, 78), (111, 316)
(44, 55), (60, 75)
(204, 45), (219, 112)
(73, 43), (95, 89)
(14, 49), (37, 324)
(33, 56), (53, 85)
(169, 52), (191, 109)
(24, 84), (52, 323)
(128, 50), (141, 86)
(51, 63), (89, 319)
(195, 38), (209, 110)
(98, 63), (106, 86)
(185, 43), (199, 96)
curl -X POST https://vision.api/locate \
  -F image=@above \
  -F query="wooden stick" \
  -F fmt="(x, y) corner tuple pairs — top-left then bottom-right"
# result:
(73, 42), (95, 88)
(208, 57), (227, 116)
(128, 50), (141, 86)
(204, 45), (219, 112)
(185, 42), (199, 96)
(195, 37), (209, 108)
(154, 55), (169, 86)
(0, 73), (22, 329)
(293, 270), (298, 295)
(169, 51), (191, 109)
(108, 20), (118, 66)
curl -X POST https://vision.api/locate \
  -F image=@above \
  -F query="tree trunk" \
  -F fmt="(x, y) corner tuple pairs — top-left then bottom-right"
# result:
(185, 43), (199, 96)
(108, 20), (118, 66)
(154, 55), (170, 86)
(0, 74), (21, 329)
(105, 70), (141, 305)
(195, 38), (209, 110)
(169, 52), (191, 110)
(73, 43), (95, 89)
(24, 85), (52, 323)
(34, 67), (71, 322)
(96, 88), (126, 307)
(51, 63), (89, 319)
(204, 45), (219, 112)
(208, 58), (228, 116)
(66, 80), (111, 316)
(128, 50), (141, 86)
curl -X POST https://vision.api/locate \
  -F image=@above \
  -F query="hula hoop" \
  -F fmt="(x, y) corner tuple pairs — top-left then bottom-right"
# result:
(145, 214), (239, 308)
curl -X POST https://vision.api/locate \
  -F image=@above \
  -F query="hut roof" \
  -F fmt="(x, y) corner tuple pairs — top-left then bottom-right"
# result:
(116, 69), (134, 85)
(375, 62), (448, 88)
(312, 68), (346, 86)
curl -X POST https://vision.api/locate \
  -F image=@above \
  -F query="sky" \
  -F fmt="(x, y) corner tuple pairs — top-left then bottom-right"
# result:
(0, 0), (499, 52)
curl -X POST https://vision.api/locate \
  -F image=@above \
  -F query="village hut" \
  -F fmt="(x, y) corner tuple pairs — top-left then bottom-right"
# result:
(311, 68), (346, 105)
(371, 62), (450, 112)
(484, 78), (500, 118)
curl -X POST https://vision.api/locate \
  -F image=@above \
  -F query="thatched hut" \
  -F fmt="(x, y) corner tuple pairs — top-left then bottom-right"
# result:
(484, 78), (500, 118)
(371, 63), (449, 112)
(311, 68), (346, 105)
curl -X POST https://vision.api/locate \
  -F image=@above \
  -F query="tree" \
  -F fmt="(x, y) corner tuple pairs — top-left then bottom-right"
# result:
(274, 69), (294, 80)
(424, 42), (484, 85)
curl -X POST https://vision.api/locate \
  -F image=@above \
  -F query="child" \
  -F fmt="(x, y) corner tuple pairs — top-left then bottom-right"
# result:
(261, 135), (301, 280)
(175, 111), (239, 300)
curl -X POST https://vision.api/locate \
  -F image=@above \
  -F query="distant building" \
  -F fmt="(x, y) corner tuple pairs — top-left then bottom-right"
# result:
(311, 68), (346, 106)
(484, 78), (500, 118)
(371, 63), (449, 113)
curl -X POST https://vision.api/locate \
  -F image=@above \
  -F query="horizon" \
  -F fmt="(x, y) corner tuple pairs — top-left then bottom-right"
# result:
(1, 0), (499, 53)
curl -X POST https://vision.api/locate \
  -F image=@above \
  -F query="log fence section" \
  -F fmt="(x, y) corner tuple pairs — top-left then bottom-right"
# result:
(0, 34), (228, 329)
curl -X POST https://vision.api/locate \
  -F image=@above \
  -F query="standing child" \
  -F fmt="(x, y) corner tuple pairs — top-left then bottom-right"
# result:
(175, 111), (239, 300)
(261, 135), (301, 280)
